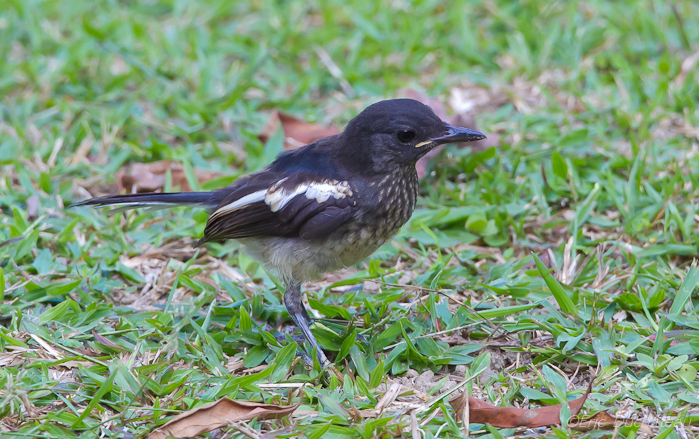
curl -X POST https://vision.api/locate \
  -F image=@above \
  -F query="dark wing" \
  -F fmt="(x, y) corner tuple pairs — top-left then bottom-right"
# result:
(200, 172), (357, 244)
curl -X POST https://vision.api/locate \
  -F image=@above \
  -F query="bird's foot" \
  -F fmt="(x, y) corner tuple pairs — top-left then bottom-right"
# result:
(273, 333), (307, 345)
(292, 346), (330, 369)
(274, 330), (330, 368)
(283, 284), (333, 370)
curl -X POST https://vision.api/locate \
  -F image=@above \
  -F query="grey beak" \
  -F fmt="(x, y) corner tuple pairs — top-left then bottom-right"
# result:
(430, 125), (486, 145)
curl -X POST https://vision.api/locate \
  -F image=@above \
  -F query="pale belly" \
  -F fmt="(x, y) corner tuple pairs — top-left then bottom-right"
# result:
(238, 226), (392, 286)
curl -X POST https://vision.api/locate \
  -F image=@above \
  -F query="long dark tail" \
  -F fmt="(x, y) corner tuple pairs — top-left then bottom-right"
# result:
(70, 192), (218, 211)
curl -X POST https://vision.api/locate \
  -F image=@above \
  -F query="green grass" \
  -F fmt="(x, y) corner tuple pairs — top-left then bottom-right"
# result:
(2, 0), (699, 437)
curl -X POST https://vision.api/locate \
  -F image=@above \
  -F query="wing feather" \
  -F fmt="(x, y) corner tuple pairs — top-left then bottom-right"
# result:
(200, 173), (357, 244)
(299, 206), (353, 239)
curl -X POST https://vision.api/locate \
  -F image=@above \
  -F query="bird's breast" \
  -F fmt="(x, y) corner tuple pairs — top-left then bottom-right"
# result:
(337, 167), (419, 257)
(365, 167), (419, 232)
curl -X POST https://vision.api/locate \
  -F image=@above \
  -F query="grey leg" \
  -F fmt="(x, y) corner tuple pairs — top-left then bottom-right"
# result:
(284, 283), (330, 367)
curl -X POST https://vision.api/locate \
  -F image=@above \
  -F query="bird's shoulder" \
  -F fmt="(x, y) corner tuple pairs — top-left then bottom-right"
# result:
(268, 135), (343, 178)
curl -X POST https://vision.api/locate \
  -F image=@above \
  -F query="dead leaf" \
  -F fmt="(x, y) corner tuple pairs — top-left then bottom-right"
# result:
(570, 411), (634, 431)
(148, 398), (301, 439)
(117, 160), (222, 193)
(226, 357), (245, 374)
(637, 423), (654, 438)
(410, 410), (421, 439)
(259, 110), (340, 150)
(449, 381), (592, 428)
(673, 50), (699, 89)
(55, 360), (95, 369)
(375, 382), (402, 412)
(91, 330), (126, 351)
(26, 194), (39, 219)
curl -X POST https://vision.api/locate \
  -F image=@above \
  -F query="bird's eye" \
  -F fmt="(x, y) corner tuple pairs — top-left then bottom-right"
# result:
(396, 130), (416, 143)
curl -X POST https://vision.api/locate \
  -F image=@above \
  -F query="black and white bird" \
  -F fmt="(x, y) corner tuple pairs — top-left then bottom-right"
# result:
(73, 99), (486, 366)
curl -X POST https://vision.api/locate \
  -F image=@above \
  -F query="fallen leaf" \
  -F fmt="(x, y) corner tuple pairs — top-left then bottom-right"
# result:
(570, 411), (634, 431)
(637, 423), (654, 438)
(55, 360), (95, 369)
(91, 330), (126, 351)
(410, 410), (421, 439)
(449, 381), (592, 428)
(398, 88), (498, 178)
(116, 160), (222, 193)
(26, 194), (40, 219)
(148, 398), (301, 439)
(375, 382), (402, 412)
(259, 110), (340, 150)
(673, 50), (699, 89)
(225, 357), (245, 374)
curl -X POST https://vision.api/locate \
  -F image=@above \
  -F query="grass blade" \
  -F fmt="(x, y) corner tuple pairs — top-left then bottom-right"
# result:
(72, 366), (117, 428)
(669, 263), (699, 317)
(533, 253), (579, 318)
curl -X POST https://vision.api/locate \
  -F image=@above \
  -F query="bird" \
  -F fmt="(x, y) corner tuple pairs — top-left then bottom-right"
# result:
(72, 99), (486, 366)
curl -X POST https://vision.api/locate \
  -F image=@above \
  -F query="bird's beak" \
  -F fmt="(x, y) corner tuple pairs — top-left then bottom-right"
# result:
(416, 125), (487, 149)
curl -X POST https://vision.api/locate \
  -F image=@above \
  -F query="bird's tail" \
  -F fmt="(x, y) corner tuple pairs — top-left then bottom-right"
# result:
(70, 192), (217, 212)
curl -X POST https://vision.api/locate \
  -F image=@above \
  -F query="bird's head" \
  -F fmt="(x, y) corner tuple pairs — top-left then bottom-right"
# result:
(339, 98), (486, 174)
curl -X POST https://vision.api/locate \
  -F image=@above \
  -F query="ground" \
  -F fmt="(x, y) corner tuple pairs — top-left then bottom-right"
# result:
(1, 0), (699, 438)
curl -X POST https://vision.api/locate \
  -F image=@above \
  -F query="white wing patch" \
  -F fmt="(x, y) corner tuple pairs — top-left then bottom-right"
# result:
(266, 179), (352, 212)
(210, 179), (353, 219)
(209, 189), (267, 219)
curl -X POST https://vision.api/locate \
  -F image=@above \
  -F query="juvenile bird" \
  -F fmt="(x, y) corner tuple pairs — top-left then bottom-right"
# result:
(73, 99), (485, 366)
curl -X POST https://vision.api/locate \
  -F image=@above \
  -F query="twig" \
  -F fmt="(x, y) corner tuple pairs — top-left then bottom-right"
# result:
(416, 365), (487, 415)
(382, 322), (482, 351)
(671, 4), (692, 50)
(410, 410), (422, 439)
(229, 421), (261, 439)
(464, 386), (470, 439)
(314, 46), (354, 97)
(256, 383), (305, 389)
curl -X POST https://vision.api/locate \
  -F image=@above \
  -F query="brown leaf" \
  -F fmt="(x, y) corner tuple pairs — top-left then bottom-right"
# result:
(570, 411), (630, 431)
(116, 160), (222, 193)
(638, 423), (654, 438)
(91, 330), (126, 351)
(673, 50), (699, 89)
(148, 398), (301, 439)
(259, 110), (340, 150)
(449, 381), (592, 428)
(26, 194), (40, 219)
(397, 88), (498, 179)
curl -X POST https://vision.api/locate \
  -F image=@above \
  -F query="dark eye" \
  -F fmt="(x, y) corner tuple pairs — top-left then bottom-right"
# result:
(396, 130), (416, 143)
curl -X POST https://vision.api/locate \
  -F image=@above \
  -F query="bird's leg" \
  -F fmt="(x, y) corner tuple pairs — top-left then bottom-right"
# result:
(284, 283), (330, 367)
